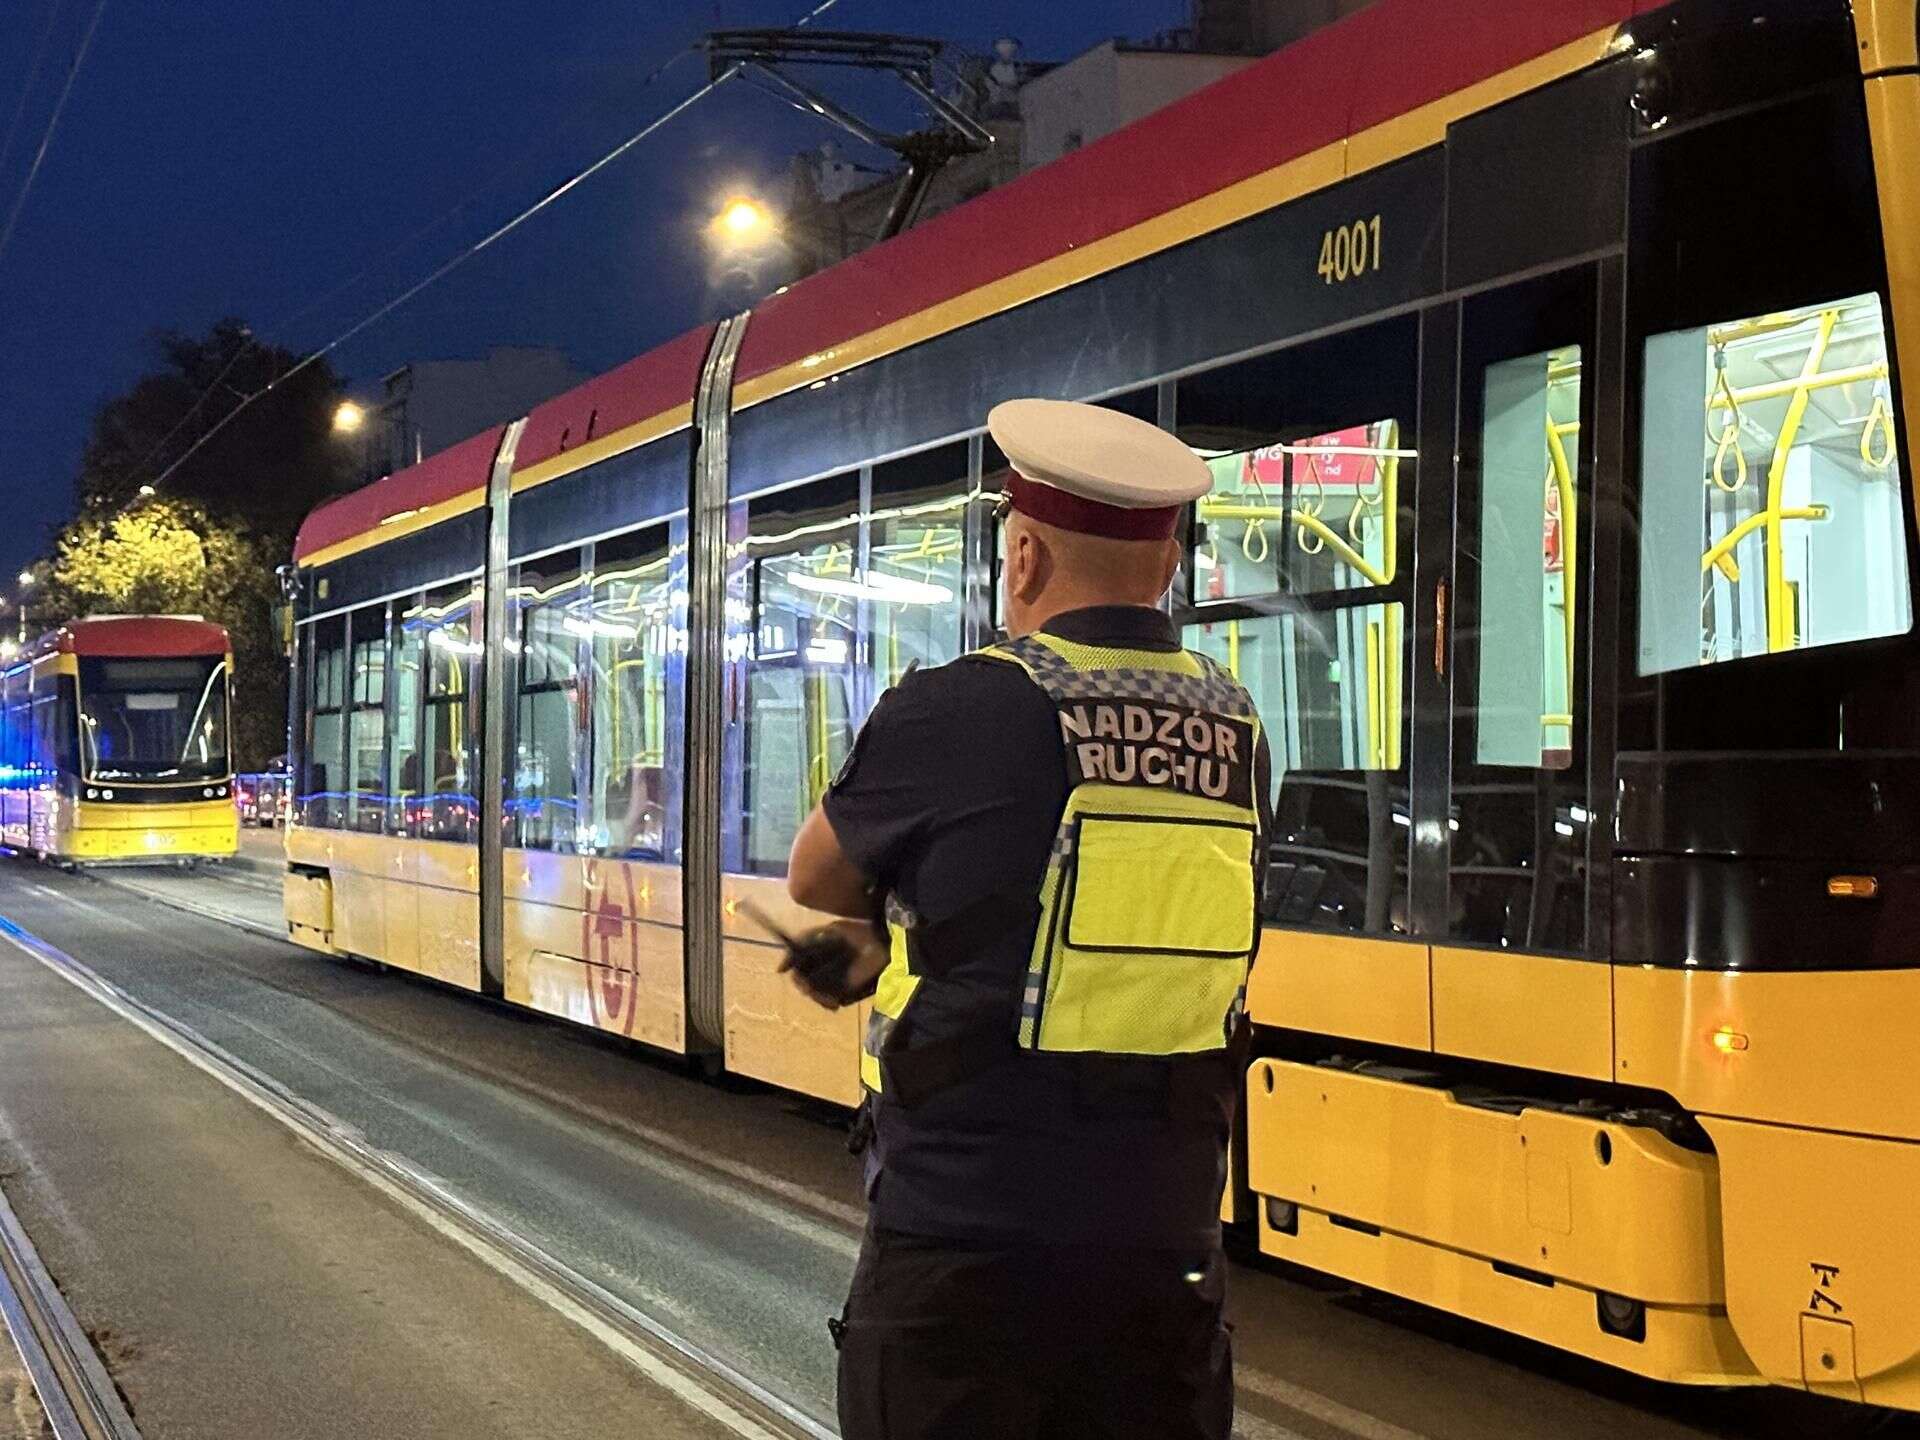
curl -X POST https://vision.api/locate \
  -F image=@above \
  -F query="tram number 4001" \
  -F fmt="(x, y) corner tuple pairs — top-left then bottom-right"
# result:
(1317, 216), (1382, 285)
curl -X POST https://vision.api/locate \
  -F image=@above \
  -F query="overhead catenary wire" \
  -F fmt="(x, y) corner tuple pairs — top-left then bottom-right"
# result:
(125, 35), (705, 491)
(0, 0), (67, 185)
(0, 0), (105, 275)
(123, 323), (256, 490)
(132, 0), (847, 502)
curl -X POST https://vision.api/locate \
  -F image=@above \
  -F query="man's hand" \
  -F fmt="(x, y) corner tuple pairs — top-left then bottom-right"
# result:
(779, 918), (888, 1011)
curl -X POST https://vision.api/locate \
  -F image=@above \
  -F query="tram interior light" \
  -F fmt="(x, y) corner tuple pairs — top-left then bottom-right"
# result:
(562, 615), (640, 640)
(787, 571), (952, 606)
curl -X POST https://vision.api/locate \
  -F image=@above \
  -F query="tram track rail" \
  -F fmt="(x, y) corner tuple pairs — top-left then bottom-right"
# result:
(0, 1170), (142, 1440)
(0, 912), (829, 1440)
(52, 864), (1441, 1440)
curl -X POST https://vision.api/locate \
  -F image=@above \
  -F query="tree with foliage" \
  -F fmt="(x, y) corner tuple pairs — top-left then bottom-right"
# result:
(76, 318), (348, 533)
(32, 499), (290, 769)
(15, 319), (351, 769)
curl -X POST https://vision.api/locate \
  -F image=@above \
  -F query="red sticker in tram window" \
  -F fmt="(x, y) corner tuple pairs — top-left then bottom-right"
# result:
(1543, 481), (1563, 574)
(581, 864), (643, 1038)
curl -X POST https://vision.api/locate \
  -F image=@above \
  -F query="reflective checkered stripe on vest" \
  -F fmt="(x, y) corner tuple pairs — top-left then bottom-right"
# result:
(859, 631), (1261, 1095)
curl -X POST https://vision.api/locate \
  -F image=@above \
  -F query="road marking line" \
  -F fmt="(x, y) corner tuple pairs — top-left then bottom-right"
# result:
(0, 914), (821, 1440)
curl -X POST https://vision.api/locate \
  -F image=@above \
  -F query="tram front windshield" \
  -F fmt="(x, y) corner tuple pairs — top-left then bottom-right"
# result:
(78, 656), (230, 781)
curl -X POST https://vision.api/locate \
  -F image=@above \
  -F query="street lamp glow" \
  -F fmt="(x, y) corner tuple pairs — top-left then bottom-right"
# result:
(16, 570), (32, 587)
(713, 196), (774, 243)
(138, 484), (156, 497)
(0, 639), (16, 660)
(332, 401), (366, 434)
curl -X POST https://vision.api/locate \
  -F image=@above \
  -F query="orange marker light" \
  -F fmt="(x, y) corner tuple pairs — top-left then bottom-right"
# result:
(1711, 1026), (1750, 1054)
(1827, 875), (1879, 899)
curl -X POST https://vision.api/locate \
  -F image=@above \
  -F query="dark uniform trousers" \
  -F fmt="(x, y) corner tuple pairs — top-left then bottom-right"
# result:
(835, 1227), (1234, 1439)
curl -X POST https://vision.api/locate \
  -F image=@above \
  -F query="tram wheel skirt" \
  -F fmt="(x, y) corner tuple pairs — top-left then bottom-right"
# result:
(1245, 1057), (1762, 1387)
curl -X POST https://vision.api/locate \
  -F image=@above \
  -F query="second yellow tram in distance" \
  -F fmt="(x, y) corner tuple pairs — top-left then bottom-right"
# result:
(0, 615), (237, 864)
(283, 0), (1920, 1416)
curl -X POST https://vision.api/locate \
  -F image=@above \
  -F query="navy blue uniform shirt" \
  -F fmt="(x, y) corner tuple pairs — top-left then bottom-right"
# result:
(824, 605), (1272, 1247)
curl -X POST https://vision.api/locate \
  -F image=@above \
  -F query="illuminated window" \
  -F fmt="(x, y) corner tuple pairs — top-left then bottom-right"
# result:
(414, 583), (478, 843)
(743, 478), (860, 875)
(587, 526), (672, 860)
(512, 553), (585, 853)
(1476, 346), (1581, 769)
(1639, 293), (1909, 674)
(1193, 420), (1407, 603)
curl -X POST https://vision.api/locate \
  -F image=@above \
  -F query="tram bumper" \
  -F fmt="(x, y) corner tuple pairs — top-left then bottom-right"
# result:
(1700, 1117), (1920, 1407)
(1244, 1058), (1759, 1386)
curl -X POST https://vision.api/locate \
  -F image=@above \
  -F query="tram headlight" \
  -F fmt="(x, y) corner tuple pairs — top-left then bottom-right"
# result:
(85, 787), (97, 800)
(203, 787), (214, 798)
(100, 788), (113, 800)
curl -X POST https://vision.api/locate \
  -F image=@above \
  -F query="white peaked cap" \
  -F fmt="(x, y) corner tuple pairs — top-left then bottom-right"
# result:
(988, 398), (1212, 540)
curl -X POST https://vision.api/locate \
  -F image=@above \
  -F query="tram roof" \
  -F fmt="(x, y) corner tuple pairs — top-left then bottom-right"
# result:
(295, 0), (1645, 568)
(22, 616), (230, 662)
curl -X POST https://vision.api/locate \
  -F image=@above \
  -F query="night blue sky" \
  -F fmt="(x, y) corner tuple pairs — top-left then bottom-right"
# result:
(0, 0), (1185, 580)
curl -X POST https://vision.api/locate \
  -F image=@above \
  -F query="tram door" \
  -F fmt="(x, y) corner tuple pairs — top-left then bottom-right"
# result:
(1432, 264), (1609, 991)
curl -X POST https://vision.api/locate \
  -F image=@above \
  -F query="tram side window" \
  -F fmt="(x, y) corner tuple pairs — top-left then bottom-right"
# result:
(303, 620), (347, 828)
(1476, 347), (1581, 769)
(345, 607), (388, 834)
(743, 474), (860, 875)
(419, 584), (479, 843)
(31, 675), (56, 777)
(1447, 294), (1592, 956)
(869, 446), (969, 690)
(1, 668), (21, 786)
(511, 552), (585, 853)
(388, 603), (423, 836)
(587, 526), (671, 859)
(1180, 326), (1415, 605)
(1639, 293), (1909, 674)
(1186, 605), (1407, 932)
(1178, 319), (1419, 935)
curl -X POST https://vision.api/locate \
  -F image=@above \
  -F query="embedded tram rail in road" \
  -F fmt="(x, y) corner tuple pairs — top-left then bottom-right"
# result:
(0, 1171), (140, 1440)
(0, 870), (812, 1440)
(42, 856), (1910, 1440)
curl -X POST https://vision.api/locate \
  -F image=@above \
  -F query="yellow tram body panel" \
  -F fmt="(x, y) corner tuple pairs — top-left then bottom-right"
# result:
(503, 849), (687, 1053)
(54, 798), (237, 862)
(1246, 1056), (1754, 1386)
(721, 873), (866, 1108)
(1242, 931), (1920, 1401)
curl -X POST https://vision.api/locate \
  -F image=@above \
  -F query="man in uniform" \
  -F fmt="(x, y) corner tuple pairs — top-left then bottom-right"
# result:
(781, 397), (1272, 1440)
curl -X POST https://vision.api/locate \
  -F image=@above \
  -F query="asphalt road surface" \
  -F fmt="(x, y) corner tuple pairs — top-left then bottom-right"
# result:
(0, 855), (1907, 1440)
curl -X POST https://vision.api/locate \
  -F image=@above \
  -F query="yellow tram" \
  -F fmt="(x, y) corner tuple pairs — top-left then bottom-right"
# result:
(1, 616), (237, 864)
(283, 0), (1920, 1412)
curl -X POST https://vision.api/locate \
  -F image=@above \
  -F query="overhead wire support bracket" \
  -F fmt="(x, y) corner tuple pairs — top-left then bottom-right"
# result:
(704, 28), (994, 240)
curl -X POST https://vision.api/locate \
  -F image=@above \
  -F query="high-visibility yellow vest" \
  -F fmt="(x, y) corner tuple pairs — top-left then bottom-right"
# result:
(861, 631), (1263, 1097)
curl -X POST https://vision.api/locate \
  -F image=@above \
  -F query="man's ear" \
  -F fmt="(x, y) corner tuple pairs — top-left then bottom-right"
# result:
(1012, 527), (1051, 603)
(1157, 535), (1181, 598)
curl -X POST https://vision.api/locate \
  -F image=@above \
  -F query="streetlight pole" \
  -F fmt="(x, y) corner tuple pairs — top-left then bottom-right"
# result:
(15, 569), (33, 643)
